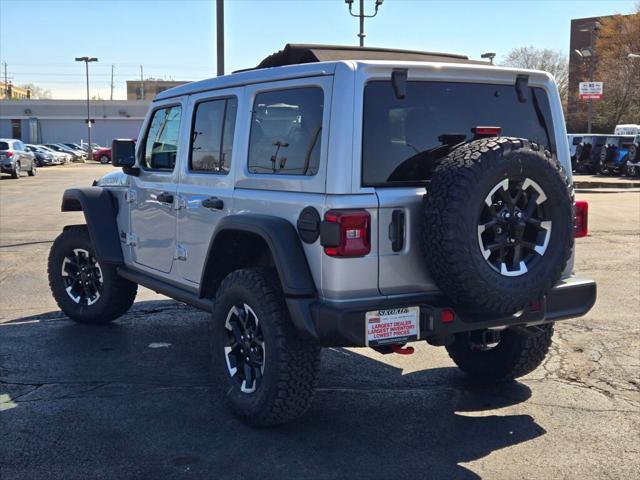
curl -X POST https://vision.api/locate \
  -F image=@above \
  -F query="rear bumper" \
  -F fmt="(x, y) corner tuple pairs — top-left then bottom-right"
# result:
(288, 276), (597, 347)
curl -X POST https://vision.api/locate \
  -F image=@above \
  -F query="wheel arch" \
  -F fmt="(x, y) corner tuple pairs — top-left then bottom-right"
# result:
(199, 214), (316, 300)
(61, 187), (123, 264)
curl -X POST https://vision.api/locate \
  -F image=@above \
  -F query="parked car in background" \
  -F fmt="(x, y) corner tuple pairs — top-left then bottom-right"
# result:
(44, 144), (82, 162)
(0, 138), (37, 178)
(63, 143), (90, 159)
(625, 134), (640, 177)
(598, 135), (635, 175)
(38, 145), (72, 164)
(567, 134), (583, 171)
(574, 134), (607, 174)
(93, 146), (111, 164)
(614, 124), (640, 136)
(55, 143), (87, 160)
(25, 144), (58, 166)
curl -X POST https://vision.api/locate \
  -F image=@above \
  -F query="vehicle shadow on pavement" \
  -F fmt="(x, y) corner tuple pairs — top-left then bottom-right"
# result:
(0, 300), (545, 480)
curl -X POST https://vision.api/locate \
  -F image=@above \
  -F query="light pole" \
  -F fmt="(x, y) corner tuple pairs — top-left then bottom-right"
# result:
(216, 0), (224, 76)
(75, 56), (98, 152)
(345, 0), (384, 47)
(481, 52), (496, 65)
(577, 22), (599, 133)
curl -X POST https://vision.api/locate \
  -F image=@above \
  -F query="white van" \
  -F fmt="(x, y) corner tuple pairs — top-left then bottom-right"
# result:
(614, 124), (640, 136)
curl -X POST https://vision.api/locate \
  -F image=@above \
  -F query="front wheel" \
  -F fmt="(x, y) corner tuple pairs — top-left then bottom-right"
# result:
(11, 162), (20, 179)
(210, 268), (321, 427)
(99, 155), (110, 164)
(48, 226), (137, 324)
(28, 161), (37, 176)
(446, 324), (554, 382)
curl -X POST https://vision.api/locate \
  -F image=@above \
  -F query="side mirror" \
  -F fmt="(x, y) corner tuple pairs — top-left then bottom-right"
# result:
(112, 139), (136, 167)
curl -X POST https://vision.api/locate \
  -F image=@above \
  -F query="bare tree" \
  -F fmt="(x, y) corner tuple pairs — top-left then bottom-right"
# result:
(19, 83), (52, 99)
(593, 12), (640, 131)
(501, 47), (569, 105)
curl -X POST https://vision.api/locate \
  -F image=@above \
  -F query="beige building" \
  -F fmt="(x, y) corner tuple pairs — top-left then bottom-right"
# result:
(126, 79), (189, 100)
(0, 82), (31, 100)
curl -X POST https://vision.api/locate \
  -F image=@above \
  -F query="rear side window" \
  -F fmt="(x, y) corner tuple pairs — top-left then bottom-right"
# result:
(362, 81), (556, 186)
(142, 105), (182, 171)
(0, 142), (9, 150)
(190, 97), (237, 174)
(248, 87), (323, 176)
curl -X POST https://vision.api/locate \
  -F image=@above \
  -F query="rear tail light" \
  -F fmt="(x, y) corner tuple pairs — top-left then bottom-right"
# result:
(5, 151), (13, 158)
(440, 308), (455, 323)
(321, 209), (371, 257)
(574, 200), (589, 238)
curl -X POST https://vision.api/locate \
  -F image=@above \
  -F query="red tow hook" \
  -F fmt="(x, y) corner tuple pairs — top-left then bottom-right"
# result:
(391, 344), (415, 355)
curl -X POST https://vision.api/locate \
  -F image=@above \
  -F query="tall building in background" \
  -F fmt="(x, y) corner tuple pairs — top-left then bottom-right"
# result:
(567, 13), (633, 133)
(126, 79), (189, 100)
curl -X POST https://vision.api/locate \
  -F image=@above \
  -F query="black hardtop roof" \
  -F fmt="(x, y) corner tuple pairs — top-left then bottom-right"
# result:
(243, 44), (488, 71)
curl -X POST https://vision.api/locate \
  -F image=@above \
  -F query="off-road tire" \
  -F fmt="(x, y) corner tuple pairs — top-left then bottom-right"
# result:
(446, 324), (554, 382)
(210, 267), (321, 427)
(48, 225), (137, 324)
(422, 137), (574, 315)
(598, 147), (611, 175)
(11, 162), (20, 179)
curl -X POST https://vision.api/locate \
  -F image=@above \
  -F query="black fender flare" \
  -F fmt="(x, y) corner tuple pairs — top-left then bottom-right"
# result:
(200, 214), (316, 298)
(61, 187), (123, 264)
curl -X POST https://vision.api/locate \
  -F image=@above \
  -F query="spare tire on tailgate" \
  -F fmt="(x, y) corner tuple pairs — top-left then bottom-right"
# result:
(422, 137), (574, 315)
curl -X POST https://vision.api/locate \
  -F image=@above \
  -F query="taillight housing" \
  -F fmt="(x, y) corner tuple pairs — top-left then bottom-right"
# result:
(5, 151), (13, 158)
(321, 209), (371, 257)
(574, 200), (589, 238)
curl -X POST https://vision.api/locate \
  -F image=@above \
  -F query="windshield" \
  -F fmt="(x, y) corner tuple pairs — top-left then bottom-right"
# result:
(362, 81), (556, 186)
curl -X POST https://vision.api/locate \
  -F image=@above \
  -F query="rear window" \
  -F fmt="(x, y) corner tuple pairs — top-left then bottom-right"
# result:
(0, 142), (9, 150)
(362, 81), (556, 186)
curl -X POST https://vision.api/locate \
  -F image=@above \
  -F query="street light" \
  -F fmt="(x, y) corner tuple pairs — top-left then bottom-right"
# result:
(576, 22), (599, 133)
(481, 52), (496, 65)
(75, 56), (98, 154)
(345, 0), (384, 47)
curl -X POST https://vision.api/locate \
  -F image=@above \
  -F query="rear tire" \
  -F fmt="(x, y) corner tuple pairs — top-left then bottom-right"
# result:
(99, 155), (110, 164)
(48, 226), (137, 324)
(446, 324), (554, 382)
(210, 267), (321, 427)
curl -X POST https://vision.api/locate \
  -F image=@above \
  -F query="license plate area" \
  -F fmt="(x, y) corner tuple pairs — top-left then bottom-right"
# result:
(366, 306), (419, 346)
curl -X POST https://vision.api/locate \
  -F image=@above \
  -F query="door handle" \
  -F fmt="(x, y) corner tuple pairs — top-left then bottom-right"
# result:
(202, 197), (224, 210)
(156, 192), (174, 204)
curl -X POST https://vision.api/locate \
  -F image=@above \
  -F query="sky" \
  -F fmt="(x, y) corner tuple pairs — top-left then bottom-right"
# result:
(0, 0), (636, 99)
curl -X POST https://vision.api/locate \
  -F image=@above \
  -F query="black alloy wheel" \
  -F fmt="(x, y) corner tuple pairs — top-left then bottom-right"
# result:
(477, 177), (552, 277)
(224, 303), (266, 394)
(61, 248), (104, 306)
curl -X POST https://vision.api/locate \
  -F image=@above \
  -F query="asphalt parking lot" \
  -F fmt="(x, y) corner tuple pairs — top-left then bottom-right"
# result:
(1, 164), (639, 479)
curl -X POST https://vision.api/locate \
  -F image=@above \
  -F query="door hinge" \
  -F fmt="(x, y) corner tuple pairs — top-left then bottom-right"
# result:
(174, 195), (187, 211)
(125, 189), (137, 203)
(174, 244), (187, 261)
(122, 232), (138, 246)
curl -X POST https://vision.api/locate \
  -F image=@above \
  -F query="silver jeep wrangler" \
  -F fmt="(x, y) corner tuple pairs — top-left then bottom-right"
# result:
(48, 45), (596, 426)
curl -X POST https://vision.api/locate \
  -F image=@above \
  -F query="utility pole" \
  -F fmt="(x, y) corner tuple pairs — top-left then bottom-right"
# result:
(110, 64), (114, 101)
(75, 56), (98, 152)
(140, 65), (144, 99)
(2, 62), (7, 87)
(345, 0), (384, 47)
(216, 0), (225, 76)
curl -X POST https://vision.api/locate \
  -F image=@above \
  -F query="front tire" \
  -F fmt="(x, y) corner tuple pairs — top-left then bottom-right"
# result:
(99, 155), (110, 164)
(446, 324), (554, 382)
(28, 161), (37, 176)
(210, 268), (321, 427)
(11, 162), (20, 179)
(48, 226), (137, 324)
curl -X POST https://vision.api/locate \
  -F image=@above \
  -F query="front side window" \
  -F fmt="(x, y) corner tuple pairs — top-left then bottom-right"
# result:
(362, 81), (556, 186)
(142, 105), (182, 170)
(190, 97), (237, 174)
(248, 87), (323, 176)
